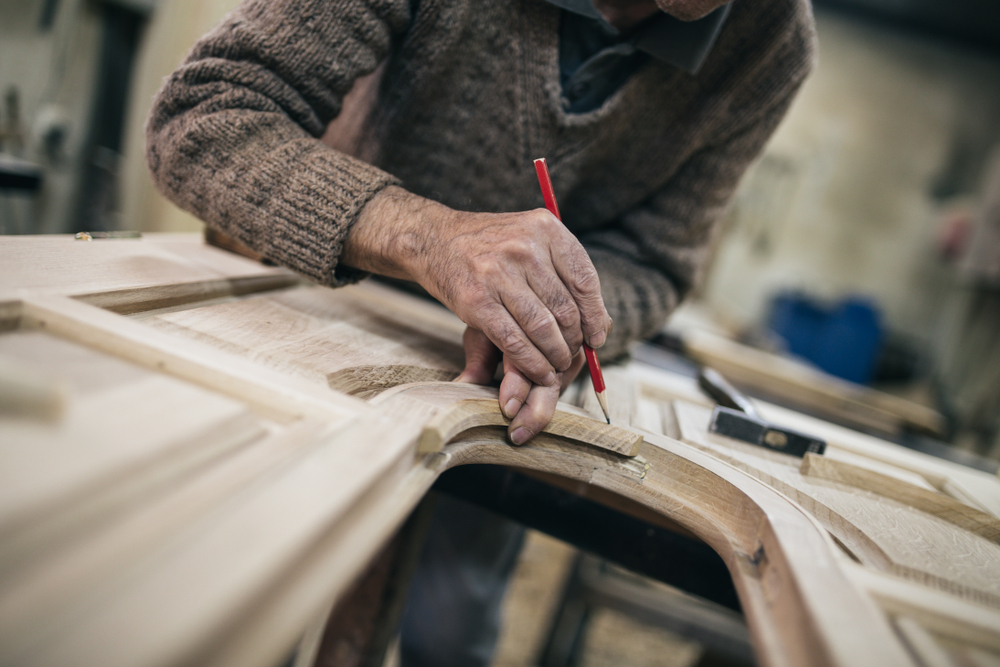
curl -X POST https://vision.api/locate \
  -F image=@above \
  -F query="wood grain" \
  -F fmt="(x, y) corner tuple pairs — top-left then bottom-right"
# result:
(417, 397), (644, 456)
(3, 234), (1000, 667)
(800, 453), (1000, 543)
(682, 329), (945, 436)
(673, 400), (1000, 609)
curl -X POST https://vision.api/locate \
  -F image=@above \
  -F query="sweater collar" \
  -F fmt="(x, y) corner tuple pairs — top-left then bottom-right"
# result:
(544, 0), (731, 74)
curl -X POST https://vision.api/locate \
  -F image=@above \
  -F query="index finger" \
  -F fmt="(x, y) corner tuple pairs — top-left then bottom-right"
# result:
(551, 242), (612, 349)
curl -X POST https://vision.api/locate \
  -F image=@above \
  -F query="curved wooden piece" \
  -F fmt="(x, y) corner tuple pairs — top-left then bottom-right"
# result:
(5, 236), (1000, 667)
(417, 397), (643, 456)
(438, 427), (913, 667)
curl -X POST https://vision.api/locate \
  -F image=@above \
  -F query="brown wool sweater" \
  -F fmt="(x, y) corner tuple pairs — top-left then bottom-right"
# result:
(146, 0), (816, 359)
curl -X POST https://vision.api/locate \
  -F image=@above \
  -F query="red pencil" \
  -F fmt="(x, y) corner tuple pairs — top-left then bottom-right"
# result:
(533, 157), (611, 424)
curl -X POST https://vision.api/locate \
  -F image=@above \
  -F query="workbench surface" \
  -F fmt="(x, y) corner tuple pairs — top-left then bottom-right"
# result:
(2, 233), (999, 667)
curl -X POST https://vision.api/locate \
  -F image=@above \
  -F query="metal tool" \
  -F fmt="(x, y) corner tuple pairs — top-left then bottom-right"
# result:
(698, 367), (826, 457)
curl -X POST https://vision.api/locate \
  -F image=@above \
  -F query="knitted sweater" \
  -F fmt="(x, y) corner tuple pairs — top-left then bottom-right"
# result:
(146, 0), (816, 358)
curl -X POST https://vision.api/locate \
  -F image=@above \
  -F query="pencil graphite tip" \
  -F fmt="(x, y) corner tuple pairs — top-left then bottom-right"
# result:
(606, 416), (611, 425)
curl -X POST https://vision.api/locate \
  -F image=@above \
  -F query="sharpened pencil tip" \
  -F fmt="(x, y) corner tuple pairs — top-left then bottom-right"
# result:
(606, 417), (611, 424)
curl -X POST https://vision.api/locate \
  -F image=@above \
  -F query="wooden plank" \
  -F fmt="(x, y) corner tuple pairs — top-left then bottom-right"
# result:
(141, 284), (465, 395)
(0, 234), (295, 301)
(446, 427), (913, 667)
(7, 234), (1000, 667)
(682, 329), (946, 436)
(850, 564), (1000, 651)
(0, 329), (266, 563)
(801, 453), (1000, 543)
(18, 294), (365, 422)
(673, 401), (1000, 609)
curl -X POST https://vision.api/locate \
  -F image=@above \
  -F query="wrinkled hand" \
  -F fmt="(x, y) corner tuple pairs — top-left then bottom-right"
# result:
(455, 327), (586, 445)
(343, 187), (612, 390)
(413, 206), (609, 388)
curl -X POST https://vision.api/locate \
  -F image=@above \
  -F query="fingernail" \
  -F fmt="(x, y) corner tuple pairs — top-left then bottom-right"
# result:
(503, 398), (521, 419)
(510, 427), (531, 446)
(542, 371), (557, 387)
(608, 318), (614, 335)
(589, 331), (606, 348)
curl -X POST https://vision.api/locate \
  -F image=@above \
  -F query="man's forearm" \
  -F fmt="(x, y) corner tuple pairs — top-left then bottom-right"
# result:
(341, 185), (448, 281)
(340, 185), (612, 387)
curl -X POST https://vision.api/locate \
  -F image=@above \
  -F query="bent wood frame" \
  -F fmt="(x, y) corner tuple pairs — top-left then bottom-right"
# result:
(1, 235), (996, 667)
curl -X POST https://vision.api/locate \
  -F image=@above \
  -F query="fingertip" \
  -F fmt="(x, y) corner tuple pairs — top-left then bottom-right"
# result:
(510, 426), (532, 446)
(502, 398), (522, 419)
(587, 317), (612, 349)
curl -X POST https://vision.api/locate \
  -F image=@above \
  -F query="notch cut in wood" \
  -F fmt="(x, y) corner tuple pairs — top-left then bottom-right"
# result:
(417, 398), (643, 457)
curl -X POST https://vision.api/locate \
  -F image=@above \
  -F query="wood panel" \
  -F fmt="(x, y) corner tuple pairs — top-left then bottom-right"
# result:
(2, 233), (998, 667)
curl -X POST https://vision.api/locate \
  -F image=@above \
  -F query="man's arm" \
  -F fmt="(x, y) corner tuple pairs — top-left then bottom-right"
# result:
(147, 0), (611, 392)
(466, 76), (811, 445)
(341, 185), (611, 386)
(146, 0), (409, 287)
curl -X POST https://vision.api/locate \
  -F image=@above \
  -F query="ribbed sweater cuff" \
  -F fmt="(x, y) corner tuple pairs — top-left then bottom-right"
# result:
(253, 141), (400, 288)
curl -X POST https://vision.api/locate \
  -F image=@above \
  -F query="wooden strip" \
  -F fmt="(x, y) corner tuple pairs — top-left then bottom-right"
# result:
(417, 398), (643, 457)
(77, 273), (301, 315)
(673, 400), (1000, 608)
(892, 616), (959, 667)
(19, 295), (365, 422)
(801, 453), (1000, 544)
(849, 564), (1000, 651)
(682, 329), (945, 436)
(757, 402), (1000, 519)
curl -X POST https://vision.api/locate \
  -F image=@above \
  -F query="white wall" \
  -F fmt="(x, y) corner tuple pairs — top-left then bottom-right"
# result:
(701, 10), (1000, 348)
(119, 0), (242, 234)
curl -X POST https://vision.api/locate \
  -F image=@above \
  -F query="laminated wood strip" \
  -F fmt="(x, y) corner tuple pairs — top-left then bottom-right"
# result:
(417, 398), (643, 457)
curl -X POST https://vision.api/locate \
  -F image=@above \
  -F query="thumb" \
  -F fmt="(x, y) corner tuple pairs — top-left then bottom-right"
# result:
(454, 326), (501, 385)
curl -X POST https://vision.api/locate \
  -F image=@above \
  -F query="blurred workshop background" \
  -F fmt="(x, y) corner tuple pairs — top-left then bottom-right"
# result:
(3, 1), (999, 666)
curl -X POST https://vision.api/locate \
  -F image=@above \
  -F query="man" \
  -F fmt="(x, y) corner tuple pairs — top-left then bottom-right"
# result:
(147, 1), (814, 663)
(146, 0), (815, 446)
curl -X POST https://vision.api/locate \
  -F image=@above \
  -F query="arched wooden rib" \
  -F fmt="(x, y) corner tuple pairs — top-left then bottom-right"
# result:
(439, 427), (915, 667)
(416, 398), (643, 456)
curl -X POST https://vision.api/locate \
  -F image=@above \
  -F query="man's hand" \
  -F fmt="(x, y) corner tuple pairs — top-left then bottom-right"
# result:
(455, 327), (586, 445)
(343, 186), (612, 388)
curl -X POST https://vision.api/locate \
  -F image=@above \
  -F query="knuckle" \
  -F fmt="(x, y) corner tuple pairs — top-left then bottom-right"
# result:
(550, 300), (581, 330)
(569, 262), (601, 295)
(525, 312), (558, 340)
(471, 255), (502, 279)
(466, 280), (503, 308)
(498, 328), (529, 357)
(505, 238), (539, 262)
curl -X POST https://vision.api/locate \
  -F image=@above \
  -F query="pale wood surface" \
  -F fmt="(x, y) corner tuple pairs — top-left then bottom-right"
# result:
(417, 396), (644, 456)
(682, 328), (946, 436)
(2, 234), (998, 667)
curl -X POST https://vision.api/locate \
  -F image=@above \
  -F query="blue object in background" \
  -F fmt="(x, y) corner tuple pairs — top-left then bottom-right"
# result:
(768, 293), (883, 385)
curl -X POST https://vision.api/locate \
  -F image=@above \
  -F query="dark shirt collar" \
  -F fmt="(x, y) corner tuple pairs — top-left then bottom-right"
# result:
(544, 0), (731, 74)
